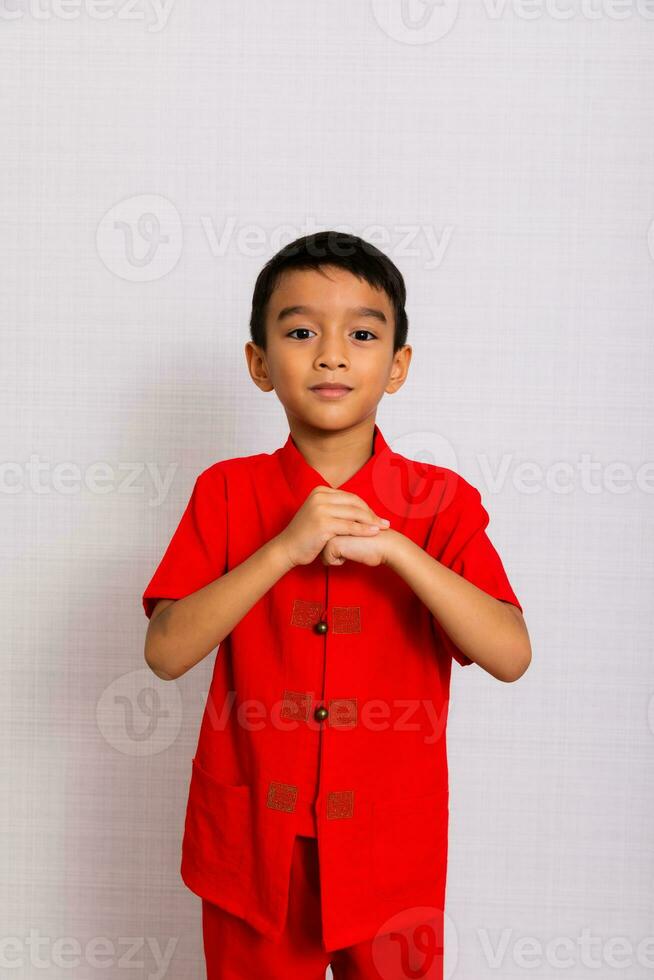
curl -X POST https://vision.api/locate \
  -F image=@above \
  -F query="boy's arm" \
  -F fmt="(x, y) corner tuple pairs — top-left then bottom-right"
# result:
(144, 484), (388, 681)
(144, 535), (293, 681)
(383, 530), (531, 682)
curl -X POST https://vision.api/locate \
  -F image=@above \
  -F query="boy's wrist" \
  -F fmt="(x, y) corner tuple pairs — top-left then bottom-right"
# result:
(381, 528), (413, 570)
(266, 534), (297, 576)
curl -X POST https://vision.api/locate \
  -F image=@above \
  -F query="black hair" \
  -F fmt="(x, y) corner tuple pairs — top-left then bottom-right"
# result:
(249, 230), (408, 353)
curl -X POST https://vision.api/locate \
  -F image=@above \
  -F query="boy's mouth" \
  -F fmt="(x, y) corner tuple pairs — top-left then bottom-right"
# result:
(309, 383), (353, 399)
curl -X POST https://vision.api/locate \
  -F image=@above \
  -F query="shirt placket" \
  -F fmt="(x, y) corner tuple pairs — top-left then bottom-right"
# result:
(274, 425), (386, 836)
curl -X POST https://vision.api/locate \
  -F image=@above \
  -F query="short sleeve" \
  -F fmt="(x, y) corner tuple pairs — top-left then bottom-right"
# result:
(142, 466), (228, 620)
(424, 474), (522, 667)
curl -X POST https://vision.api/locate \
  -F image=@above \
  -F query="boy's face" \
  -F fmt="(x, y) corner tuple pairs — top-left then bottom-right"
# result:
(245, 265), (412, 432)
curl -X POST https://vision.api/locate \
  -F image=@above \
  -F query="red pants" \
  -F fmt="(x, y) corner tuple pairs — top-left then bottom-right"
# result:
(202, 834), (444, 979)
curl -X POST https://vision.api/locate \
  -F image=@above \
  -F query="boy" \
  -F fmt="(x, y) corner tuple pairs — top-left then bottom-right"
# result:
(142, 231), (531, 979)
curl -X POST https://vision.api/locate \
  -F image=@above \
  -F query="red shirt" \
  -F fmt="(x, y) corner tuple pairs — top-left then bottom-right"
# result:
(142, 424), (522, 951)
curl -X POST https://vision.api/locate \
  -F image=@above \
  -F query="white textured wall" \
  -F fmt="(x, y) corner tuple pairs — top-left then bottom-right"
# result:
(2, 2), (653, 977)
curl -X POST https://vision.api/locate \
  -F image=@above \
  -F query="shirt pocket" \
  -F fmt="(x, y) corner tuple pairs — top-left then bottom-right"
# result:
(183, 757), (251, 875)
(371, 787), (449, 900)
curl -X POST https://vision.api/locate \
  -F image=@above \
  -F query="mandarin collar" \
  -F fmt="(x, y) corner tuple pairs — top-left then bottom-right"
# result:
(278, 423), (391, 502)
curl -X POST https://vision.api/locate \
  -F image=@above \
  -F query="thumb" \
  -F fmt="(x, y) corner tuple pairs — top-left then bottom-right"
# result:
(321, 538), (346, 566)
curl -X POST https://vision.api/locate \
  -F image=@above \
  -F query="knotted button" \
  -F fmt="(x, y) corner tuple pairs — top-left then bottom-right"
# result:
(314, 705), (329, 722)
(314, 620), (328, 635)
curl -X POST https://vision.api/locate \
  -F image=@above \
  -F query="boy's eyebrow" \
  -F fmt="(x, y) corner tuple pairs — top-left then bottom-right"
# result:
(275, 304), (388, 325)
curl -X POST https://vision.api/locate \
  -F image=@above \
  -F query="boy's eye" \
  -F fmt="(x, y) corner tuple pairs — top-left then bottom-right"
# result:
(286, 328), (377, 341)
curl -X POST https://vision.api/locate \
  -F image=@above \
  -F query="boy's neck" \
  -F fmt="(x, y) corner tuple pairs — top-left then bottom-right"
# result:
(288, 419), (377, 490)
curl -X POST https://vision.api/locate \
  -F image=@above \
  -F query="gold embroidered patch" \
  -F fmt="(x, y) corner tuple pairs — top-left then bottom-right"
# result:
(281, 690), (312, 722)
(328, 698), (357, 727)
(332, 606), (361, 634)
(290, 599), (323, 629)
(266, 781), (298, 813)
(327, 790), (354, 819)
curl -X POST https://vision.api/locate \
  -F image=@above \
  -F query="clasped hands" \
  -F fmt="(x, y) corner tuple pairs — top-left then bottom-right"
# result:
(319, 517), (397, 568)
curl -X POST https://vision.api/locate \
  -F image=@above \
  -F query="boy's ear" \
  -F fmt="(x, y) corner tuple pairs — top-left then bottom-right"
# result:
(244, 341), (274, 392)
(385, 344), (412, 394)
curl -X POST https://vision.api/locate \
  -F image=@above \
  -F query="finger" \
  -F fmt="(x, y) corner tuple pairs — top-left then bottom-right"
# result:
(325, 502), (390, 527)
(332, 519), (382, 536)
(345, 495), (391, 526)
